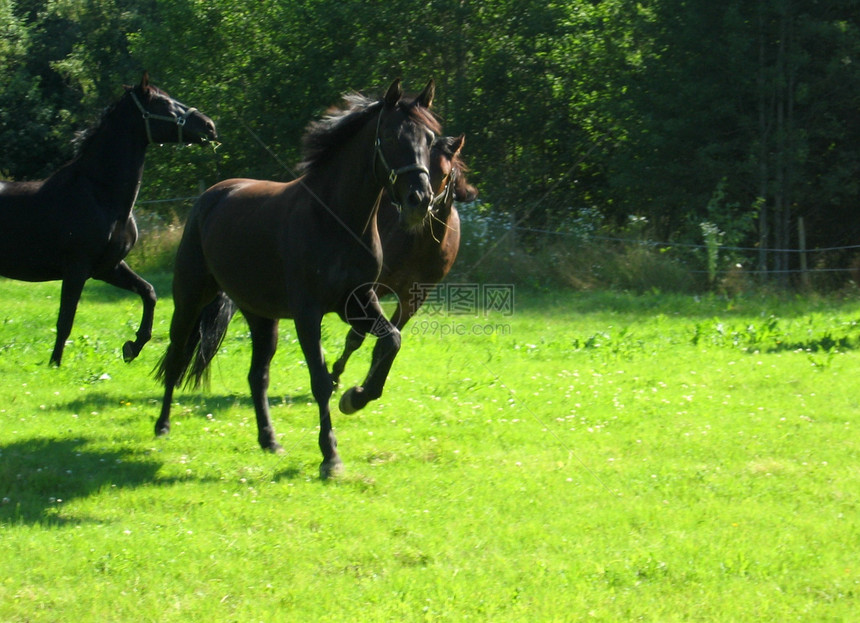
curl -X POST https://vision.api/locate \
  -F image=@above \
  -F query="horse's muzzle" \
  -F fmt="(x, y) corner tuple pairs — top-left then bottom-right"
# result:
(187, 112), (218, 144)
(399, 187), (432, 230)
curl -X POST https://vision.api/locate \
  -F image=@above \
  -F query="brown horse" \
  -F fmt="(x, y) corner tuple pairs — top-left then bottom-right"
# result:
(331, 134), (477, 385)
(154, 80), (440, 478)
(0, 74), (216, 365)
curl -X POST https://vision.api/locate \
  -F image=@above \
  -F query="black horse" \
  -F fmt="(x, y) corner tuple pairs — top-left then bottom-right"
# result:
(331, 134), (477, 385)
(0, 74), (216, 365)
(154, 80), (440, 478)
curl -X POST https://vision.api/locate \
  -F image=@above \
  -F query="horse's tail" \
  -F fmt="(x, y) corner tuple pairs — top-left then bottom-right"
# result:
(187, 292), (237, 387)
(153, 292), (236, 390)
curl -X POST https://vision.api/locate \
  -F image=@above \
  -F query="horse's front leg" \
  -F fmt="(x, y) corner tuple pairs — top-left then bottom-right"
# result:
(330, 328), (365, 386)
(294, 311), (342, 478)
(339, 291), (401, 415)
(330, 293), (417, 385)
(243, 311), (283, 453)
(95, 261), (156, 362)
(50, 271), (88, 366)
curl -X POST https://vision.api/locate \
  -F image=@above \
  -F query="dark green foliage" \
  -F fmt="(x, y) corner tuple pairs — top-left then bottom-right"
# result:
(2, 0), (860, 285)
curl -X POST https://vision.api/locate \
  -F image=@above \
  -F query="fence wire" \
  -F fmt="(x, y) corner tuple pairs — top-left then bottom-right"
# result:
(135, 195), (859, 276)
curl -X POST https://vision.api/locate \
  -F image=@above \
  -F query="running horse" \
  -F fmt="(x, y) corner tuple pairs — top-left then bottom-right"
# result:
(331, 134), (477, 385)
(0, 73), (217, 365)
(154, 79), (440, 478)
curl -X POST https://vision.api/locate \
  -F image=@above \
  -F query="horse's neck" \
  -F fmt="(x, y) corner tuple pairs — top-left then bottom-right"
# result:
(74, 107), (147, 219)
(309, 124), (384, 238)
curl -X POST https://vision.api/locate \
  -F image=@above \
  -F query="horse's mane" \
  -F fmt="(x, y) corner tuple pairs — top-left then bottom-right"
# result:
(434, 135), (478, 202)
(73, 83), (166, 155)
(299, 91), (442, 174)
(434, 136), (469, 173)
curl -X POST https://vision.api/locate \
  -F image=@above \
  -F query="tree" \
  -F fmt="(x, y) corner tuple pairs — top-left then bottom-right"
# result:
(3, 0), (860, 285)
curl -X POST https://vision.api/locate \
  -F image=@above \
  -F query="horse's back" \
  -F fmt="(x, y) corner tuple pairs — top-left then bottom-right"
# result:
(188, 178), (309, 318)
(0, 180), (45, 218)
(192, 178), (300, 244)
(0, 179), (43, 197)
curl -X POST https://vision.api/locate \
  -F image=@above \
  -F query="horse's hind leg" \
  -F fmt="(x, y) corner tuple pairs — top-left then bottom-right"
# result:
(154, 294), (207, 437)
(339, 292), (401, 415)
(95, 261), (156, 362)
(243, 311), (283, 453)
(50, 272), (88, 366)
(154, 265), (218, 437)
(294, 311), (341, 478)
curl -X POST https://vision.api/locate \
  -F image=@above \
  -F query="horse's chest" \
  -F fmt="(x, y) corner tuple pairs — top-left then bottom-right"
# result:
(94, 219), (136, 268)
(301, 250), (379, 311)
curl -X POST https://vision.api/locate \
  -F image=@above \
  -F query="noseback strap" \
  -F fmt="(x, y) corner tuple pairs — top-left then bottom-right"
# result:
(375, 141), (430, 186)
(129, 90), (197, 144)
(429, 168), (457, 211)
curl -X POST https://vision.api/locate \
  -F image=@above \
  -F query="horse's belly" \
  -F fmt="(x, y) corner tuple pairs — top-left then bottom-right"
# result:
(217, 270), (295, 319)
(0, 263), (62, 282)
(0, 233), (64, 281)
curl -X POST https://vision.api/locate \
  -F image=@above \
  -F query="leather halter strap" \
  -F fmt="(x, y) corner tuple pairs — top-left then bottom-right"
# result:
(429, 167), (457, 212)
(129, 90), (197, 144)
(373, 108), (431, 211)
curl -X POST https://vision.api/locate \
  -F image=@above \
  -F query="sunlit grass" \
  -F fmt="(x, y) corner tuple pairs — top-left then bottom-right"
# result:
(1, 277), (859, 621)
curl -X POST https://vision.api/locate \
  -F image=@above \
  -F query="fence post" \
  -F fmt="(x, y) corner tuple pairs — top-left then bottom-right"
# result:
(507, 212), (518, 255)
(798, 217), (809, 289)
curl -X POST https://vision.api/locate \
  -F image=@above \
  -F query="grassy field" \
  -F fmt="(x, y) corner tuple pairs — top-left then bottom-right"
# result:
(1, 275), (858, 621)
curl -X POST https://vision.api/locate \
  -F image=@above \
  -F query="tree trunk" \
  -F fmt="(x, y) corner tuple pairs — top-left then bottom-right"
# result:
(756, 3), (770, 278)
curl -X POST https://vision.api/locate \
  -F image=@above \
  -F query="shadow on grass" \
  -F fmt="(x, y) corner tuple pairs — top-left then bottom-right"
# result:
(0, 435), (312, 526)
(0, 436), (164, 526)
(60, 390), (315, 420)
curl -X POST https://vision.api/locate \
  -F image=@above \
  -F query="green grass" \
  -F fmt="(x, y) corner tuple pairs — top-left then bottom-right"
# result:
(1, 276), (859, 621)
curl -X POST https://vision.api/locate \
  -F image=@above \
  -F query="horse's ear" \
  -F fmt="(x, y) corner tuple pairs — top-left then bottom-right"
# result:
(451, 134), (465, 156)
(384, 79), (402, 107)
(416, 79), (435, 109)
(139, 72), (150, 91)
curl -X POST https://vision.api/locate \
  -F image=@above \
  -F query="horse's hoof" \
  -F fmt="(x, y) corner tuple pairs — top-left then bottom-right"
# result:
(155, 425), (170, 437)
(320, 458), (344, 480)
(339, 387), (360, 414)
(122, 341), (137, 363)
(262, 441), (284, 454)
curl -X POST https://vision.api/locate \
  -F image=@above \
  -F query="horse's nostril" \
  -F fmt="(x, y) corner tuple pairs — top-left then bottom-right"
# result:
(407, 190), (422, 209)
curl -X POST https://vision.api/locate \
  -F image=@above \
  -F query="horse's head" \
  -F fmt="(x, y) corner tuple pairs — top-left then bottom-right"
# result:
(126, 73), (217, 145)
(374, 79), (440, 230)
(428, 134), (478, 212)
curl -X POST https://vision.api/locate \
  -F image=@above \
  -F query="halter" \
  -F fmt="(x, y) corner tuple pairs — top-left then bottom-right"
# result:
(373, 108), (432, 211)
(129, 90), (198, 144)
(429, 167), (457, 212)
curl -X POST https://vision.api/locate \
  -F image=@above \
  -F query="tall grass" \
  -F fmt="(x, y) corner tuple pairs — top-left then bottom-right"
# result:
(1, 277), (858, 621)
(129, 205), (859, 295)
(126, 210), (186, 275)
(452, 205), (857, 294)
